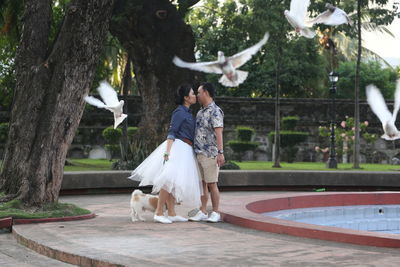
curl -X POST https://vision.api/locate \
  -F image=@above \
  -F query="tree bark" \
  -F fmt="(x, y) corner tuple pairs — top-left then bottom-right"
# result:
(0, 0), (115, 206)
(353, 0), (361, 169)
(272, 35), (283, 168)
(110, 0), (197, 149)
(120, 54), (132, 161)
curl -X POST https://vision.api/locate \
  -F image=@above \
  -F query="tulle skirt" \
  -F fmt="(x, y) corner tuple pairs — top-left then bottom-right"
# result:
(128, 139), (202, 208)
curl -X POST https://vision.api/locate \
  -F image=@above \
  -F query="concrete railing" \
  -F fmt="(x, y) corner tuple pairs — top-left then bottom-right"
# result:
(61, 170), (400, 190)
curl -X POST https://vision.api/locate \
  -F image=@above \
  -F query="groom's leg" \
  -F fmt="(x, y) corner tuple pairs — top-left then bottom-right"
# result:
(208, 182), (220, 212)
(200, 180), (208, 213)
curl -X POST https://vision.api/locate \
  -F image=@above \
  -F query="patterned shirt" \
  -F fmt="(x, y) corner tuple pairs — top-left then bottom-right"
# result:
(194, 101), (224, 157)
(167, 105), (195, 141)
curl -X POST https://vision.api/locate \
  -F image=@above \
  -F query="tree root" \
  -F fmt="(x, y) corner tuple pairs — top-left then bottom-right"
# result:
(0, 193), (18, 203)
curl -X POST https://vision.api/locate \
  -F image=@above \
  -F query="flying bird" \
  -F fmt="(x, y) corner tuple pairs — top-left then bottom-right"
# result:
(173, 32), (269, 87)
(366, 80), (400, 141)
(284, 0), (316, 39)
(308, 3), (353, 26)
(84, 81), (127, 129)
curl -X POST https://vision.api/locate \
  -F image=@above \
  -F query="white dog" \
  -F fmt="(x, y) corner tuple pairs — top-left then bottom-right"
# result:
(130, 189), (159, 222)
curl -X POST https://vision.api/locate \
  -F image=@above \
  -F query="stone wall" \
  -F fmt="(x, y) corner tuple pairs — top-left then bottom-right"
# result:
(1, 96), (397, 162)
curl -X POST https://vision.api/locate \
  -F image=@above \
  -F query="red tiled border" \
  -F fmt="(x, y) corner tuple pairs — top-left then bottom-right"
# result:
(0, 213), (96, 229)
(0, 217), (12, 229)
(220, 192), (400, 248)
(13, 213), (96, 225)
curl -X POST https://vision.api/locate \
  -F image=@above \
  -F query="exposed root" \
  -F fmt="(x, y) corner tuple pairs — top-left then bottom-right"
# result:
(0, 193), (18, 203)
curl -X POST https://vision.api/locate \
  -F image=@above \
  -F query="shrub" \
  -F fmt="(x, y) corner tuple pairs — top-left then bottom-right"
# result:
(220, 161), (240, 170)
(269, 116), (308, 163)
(102, 127), (122, 160)
(236, 126), (255, 141)
(102, 127), (122, 144)
(268, 131), (308, 148)
(228, 140), (259, 152)
(228, 126), (259, 161)
(282, 116), (299, 131)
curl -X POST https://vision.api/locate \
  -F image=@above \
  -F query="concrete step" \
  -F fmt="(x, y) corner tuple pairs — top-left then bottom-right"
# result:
(0, 232), (75, 267)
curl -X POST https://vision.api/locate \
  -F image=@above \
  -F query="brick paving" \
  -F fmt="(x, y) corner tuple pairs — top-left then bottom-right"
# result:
(3, 192), (400, 266)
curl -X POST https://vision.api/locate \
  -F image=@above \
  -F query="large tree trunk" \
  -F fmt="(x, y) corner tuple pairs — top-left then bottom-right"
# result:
(0, 0), (114, 206)
(110, 0), (197, 149)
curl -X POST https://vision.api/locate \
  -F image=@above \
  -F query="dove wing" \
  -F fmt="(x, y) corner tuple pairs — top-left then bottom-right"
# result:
(391, 80), (400, 121)
(323, 8), (349, 26)
(229, 32), (269, 69)
(290, 0), (310, 22)
(97, 81), (120, 107)
(366, 84), (392, 124)
(84, 96), (107, 108)
(308, 10), (331, 25)
(173, 56), (223, 74)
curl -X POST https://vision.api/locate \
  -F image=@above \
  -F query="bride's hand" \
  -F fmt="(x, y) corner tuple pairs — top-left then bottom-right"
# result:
(163, 152), (169, 164)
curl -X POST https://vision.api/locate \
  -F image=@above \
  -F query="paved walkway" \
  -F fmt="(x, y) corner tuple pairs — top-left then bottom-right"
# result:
(2, 192), (400, 266)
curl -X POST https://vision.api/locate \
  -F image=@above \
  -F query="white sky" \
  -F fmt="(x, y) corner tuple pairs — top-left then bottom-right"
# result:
(363, 15), (400, 66)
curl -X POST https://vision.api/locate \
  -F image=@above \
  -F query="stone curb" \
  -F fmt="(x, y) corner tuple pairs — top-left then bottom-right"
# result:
(12, 227), (125, 267)
(0, 213), (96, 230)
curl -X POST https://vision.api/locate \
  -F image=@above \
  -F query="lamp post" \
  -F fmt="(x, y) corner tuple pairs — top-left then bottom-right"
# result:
(327, 71), (339, 169)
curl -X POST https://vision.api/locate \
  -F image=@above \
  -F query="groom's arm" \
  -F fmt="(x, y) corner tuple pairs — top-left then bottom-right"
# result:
(215, 127), (225, 167)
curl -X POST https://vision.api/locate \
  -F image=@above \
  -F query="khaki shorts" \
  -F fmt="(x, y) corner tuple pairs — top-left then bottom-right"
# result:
(197, 153), (219, 183)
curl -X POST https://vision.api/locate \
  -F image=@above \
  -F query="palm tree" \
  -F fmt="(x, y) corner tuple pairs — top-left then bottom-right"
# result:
(330, 18), (395, 68)
(315, 0), (398, 168)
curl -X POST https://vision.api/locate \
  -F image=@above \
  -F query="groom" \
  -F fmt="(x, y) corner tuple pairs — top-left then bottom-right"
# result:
(189, 82), (225, 223)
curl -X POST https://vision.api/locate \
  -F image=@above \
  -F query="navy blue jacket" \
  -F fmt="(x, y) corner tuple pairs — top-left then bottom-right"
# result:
(167, 105), (195, 141)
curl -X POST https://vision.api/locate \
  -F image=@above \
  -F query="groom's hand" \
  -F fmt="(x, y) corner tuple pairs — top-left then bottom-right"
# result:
(217, 153), (225, 167)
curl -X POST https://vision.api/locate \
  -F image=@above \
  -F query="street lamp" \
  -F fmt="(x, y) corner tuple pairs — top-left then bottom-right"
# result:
(327, 71), (339, 169)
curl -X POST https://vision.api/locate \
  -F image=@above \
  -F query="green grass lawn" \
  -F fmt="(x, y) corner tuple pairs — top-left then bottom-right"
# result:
(232, 161), (400, 171)
(64, 159), (116, 171)
(0, 198), (91, 219)
(2, 159), (399, 172)
(1, 159), (116, 172)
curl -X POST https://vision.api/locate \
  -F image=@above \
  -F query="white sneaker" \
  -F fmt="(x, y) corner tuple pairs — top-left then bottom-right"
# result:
(154, 215), (172, 224)
(206, 211), (221, 223)
(188, 210), (208, 221)
(168, 215), (188, 222)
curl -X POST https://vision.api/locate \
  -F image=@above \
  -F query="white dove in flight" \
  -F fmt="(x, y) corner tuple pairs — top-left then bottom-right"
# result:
(284, 0), (316, 39)
(173, 32), (269, 87)
(366, 80), (400, 141)
(308, 3), (353, 26)
(84, 81), (127, 129)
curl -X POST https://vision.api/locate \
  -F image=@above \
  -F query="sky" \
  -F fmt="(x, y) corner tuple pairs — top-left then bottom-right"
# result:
(363, 15), (400, 67)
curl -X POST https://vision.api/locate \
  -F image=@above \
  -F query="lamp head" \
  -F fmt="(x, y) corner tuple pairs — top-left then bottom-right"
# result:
(329, 71), (339, 83)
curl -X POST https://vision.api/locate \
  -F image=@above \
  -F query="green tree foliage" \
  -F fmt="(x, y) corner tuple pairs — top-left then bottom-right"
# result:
(188, 0), (327, 97)
(336, 60), (398, 99)
(0, 0), (23, 110)
(0, 0), (72, 111)
(311, 0), (399, 66)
